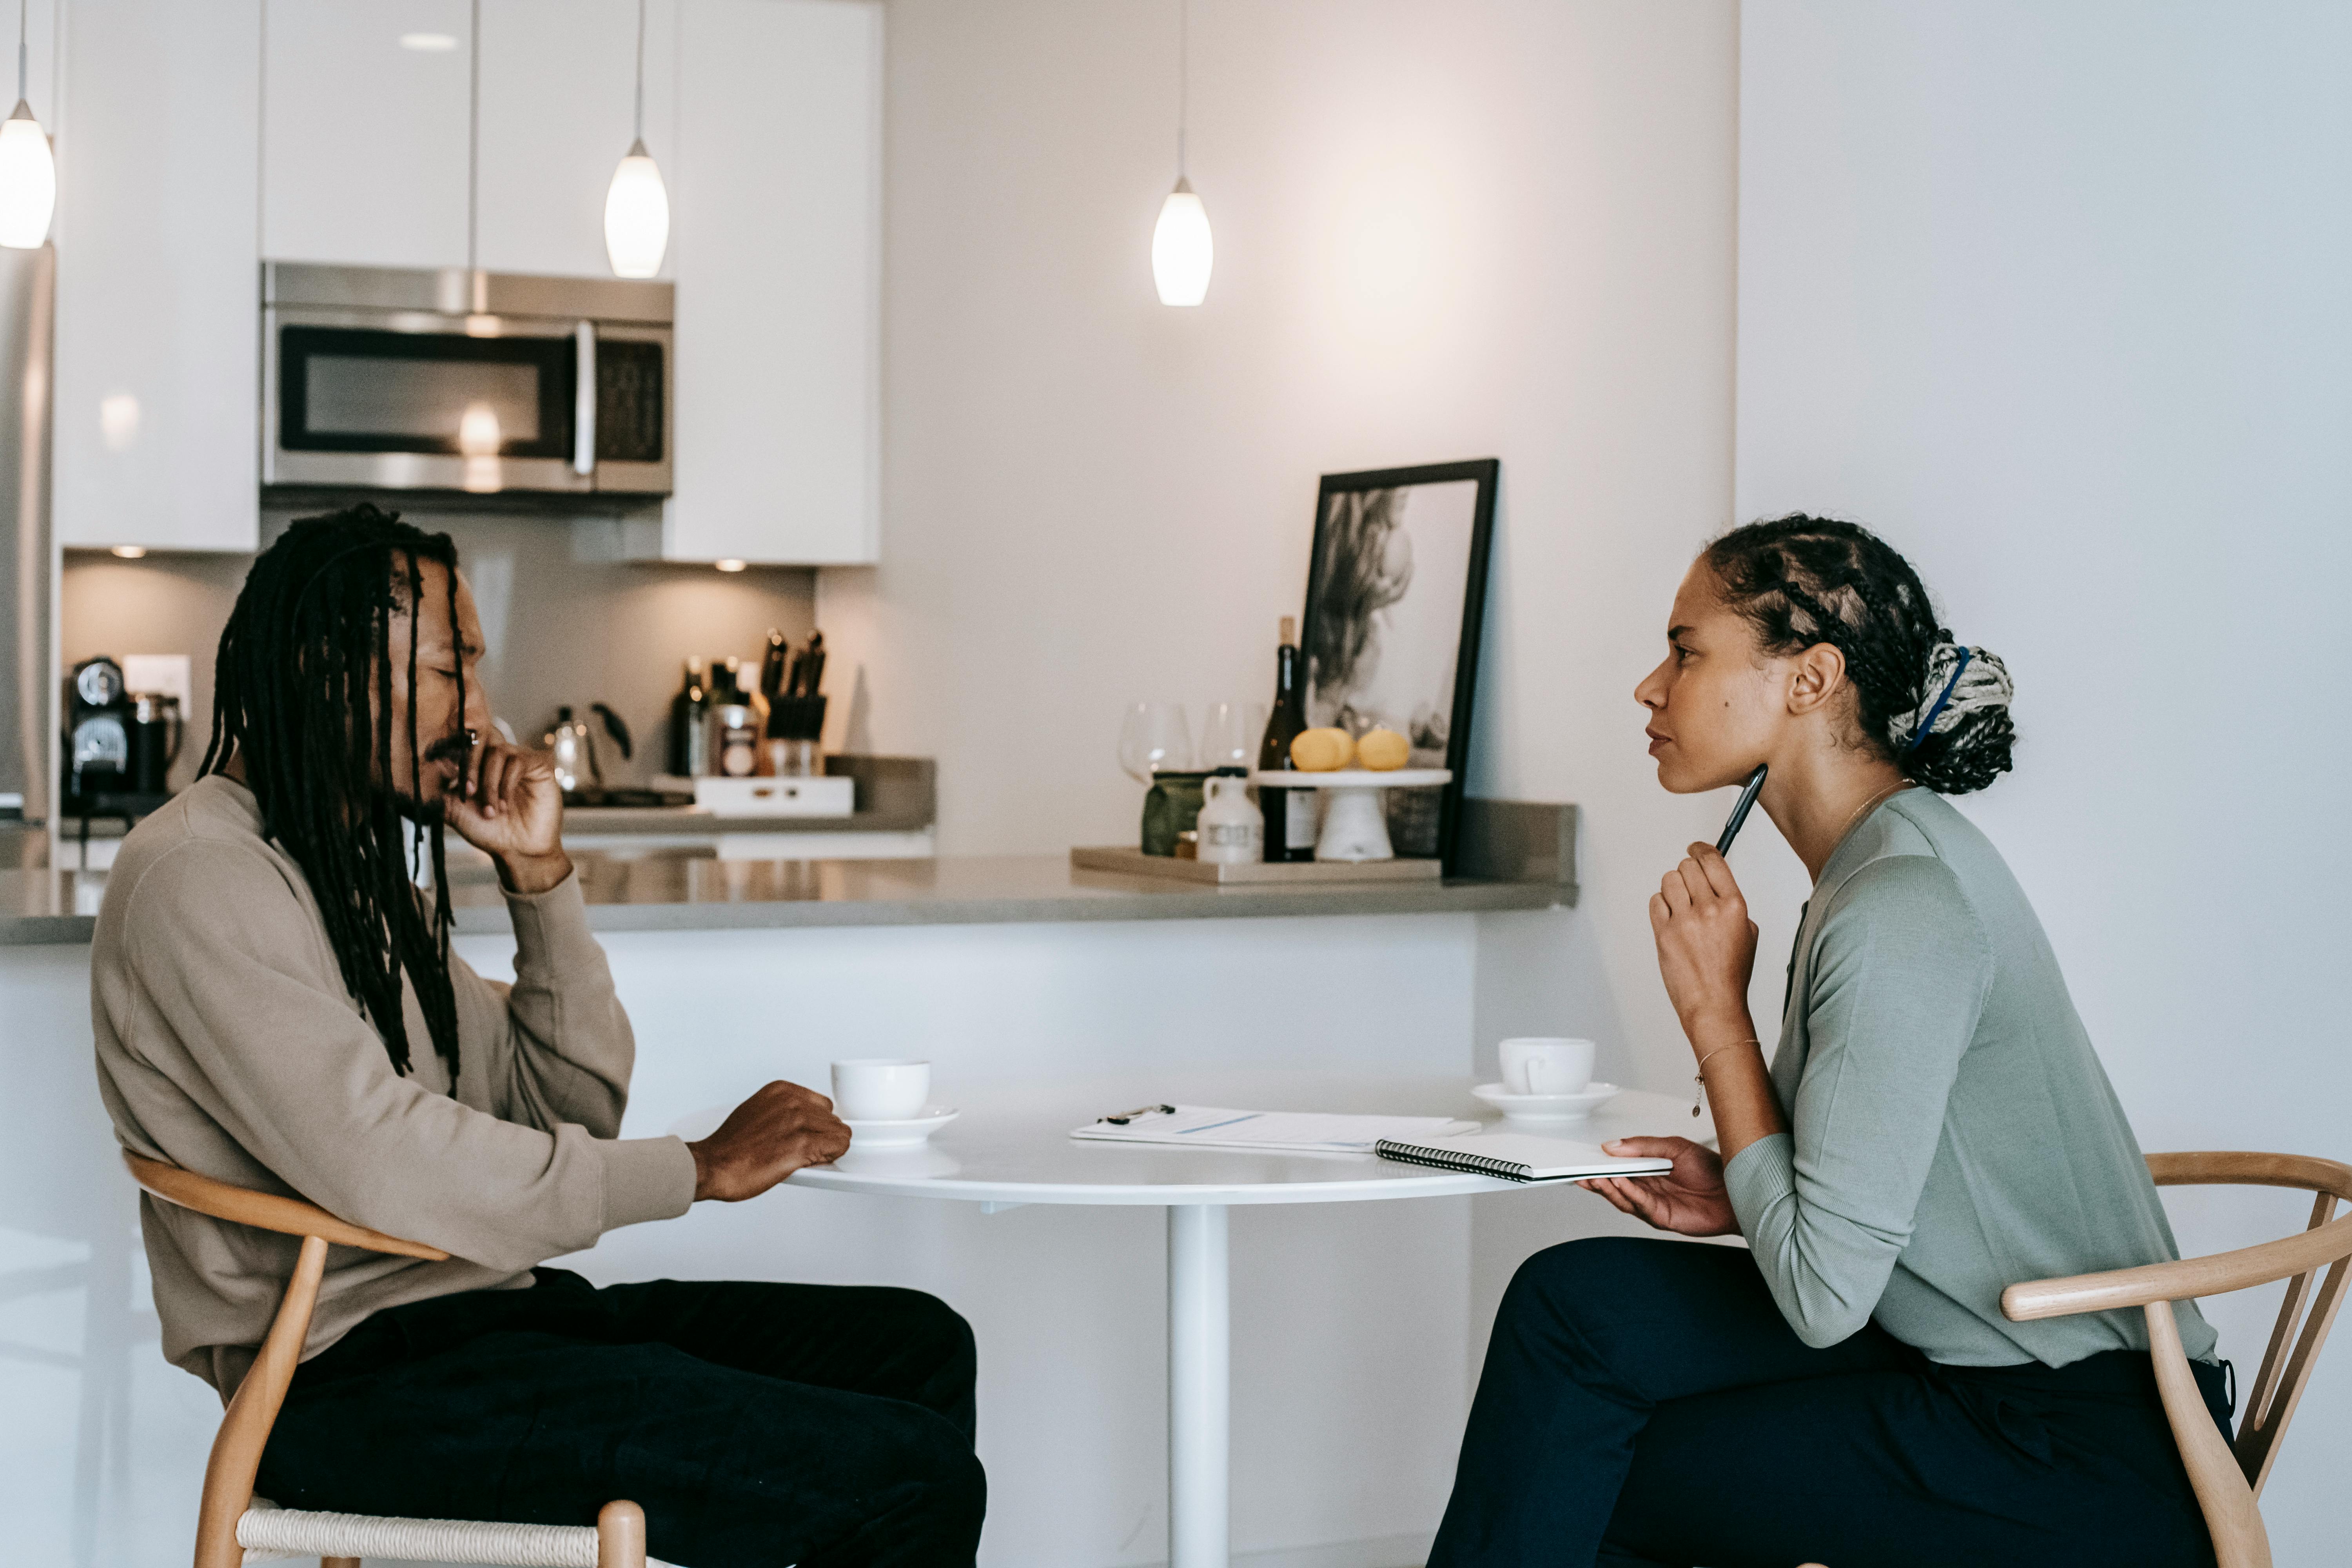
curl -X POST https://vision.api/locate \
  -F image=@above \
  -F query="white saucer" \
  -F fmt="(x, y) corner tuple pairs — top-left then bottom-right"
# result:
(842, 1104), (960, 1149)
(1472, 1081), (1621, 1128)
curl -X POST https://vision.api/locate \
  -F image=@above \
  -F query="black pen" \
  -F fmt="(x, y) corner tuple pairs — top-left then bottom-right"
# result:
(1715, 764), (1768, 855)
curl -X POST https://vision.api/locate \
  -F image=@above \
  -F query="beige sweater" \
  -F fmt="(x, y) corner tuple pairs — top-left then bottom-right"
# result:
(91, 776), (697, 1396)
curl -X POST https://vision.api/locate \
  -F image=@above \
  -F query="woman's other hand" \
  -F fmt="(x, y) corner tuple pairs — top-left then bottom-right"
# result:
(1579, 1136), (1741, 1238)
(1650, 840), (1759, 1035)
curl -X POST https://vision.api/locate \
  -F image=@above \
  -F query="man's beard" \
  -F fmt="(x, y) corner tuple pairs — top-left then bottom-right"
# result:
(391, 788), (445, 828)
(390, 728), (473, 826)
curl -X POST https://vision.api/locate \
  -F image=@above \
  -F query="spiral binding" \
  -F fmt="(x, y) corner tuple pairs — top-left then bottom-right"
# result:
(1374, 1139), (1534, 1182)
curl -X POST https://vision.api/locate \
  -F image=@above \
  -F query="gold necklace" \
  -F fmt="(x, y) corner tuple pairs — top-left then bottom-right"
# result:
(1830, 778), (1910, 851)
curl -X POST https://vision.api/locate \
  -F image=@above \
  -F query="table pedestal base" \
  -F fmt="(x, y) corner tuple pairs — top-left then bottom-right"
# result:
(1168, 1203), (1230, 1568)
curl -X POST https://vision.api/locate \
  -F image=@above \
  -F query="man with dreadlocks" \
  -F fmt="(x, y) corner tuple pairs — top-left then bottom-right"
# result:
(91, 506), (984, 1566)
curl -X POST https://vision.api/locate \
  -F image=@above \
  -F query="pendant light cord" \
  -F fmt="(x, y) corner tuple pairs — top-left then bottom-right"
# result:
(633, 0), (647, 144)
(466, 0), (481, 275)
(17, 0), (28, 104)
(1176, 0), (1188, 178)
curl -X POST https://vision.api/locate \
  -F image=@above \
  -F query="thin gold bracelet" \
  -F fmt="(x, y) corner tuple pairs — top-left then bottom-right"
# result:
(1692, 1039), (1761, 1119)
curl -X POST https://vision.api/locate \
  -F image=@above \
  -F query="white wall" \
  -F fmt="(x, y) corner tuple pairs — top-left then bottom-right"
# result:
(827, 0), (1744, 1101)
(1738, 2), (2352, 1554)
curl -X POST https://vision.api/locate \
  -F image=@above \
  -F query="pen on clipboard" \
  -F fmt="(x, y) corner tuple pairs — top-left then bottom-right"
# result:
(1100, 1103), (1176, 1125)
(1715, 764), (1768, 855)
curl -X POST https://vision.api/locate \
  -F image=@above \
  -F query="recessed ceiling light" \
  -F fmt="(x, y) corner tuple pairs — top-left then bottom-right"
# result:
(110, 545), (148, 559)
(400, 32), (459, 52)
(715, 559), (748, 573)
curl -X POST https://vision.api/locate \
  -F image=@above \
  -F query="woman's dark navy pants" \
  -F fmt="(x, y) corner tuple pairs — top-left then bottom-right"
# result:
(1427, 1237), (2230, 1568)
(256, 1268), (984, 1568)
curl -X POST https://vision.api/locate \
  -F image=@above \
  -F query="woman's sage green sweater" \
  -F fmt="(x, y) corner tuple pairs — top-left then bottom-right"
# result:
(1722, 789), (2217, 1368)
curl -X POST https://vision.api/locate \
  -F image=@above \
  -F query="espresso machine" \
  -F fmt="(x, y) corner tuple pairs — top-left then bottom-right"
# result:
(64, 656), (134, 801)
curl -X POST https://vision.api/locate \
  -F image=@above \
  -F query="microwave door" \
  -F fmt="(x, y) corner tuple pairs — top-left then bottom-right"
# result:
(267, 312), (592, 494)
(587, 321), (671, 495)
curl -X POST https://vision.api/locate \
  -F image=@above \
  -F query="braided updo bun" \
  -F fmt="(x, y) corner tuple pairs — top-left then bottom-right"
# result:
(1701, 515), (2015, 794)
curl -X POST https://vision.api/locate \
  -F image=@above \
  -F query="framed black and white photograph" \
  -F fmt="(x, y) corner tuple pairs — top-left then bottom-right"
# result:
(1299, 458), (1499, 867)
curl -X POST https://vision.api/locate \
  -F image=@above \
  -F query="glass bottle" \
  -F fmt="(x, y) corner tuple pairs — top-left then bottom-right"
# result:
(668, 657), (708, 777)
(1257, 616), (1315, 861)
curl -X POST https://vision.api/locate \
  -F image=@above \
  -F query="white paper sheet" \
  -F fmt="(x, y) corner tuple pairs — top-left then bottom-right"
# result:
(1069, 1105), (1479, 1154)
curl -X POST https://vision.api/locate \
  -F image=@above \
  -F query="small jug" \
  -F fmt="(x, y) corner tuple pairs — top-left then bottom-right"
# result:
(1195, 773), (1264, 865)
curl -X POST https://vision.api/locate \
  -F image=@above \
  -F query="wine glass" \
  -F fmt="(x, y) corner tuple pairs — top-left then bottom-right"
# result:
(1118, 702), (1194, 783)
(1199, 701), (1268, 771)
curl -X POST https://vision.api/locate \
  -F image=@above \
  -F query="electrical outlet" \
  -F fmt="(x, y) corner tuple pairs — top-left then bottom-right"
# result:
(121, 653), (192, 705)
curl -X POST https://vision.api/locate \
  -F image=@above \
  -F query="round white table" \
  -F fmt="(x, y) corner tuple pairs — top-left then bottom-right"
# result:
(786, 1087), (1693, 1568)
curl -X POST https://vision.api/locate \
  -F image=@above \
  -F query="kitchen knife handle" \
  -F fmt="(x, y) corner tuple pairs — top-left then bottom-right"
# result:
(573, 321), (597, 476)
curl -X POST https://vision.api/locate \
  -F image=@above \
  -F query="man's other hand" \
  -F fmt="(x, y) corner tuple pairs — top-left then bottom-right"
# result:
(445, 737), (571, 895)
(688, 1080), (854, 1201)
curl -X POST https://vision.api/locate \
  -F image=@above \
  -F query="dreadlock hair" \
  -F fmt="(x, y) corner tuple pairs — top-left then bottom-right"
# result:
(200, 504), (467, 1075)
(1701, 515), (2016, 795)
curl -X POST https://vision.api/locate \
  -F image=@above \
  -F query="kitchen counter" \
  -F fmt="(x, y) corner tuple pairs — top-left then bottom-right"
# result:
(0, 799), (1577, 944)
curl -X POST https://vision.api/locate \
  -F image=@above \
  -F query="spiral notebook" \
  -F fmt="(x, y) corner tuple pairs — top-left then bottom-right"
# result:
(1374, 1131), (1675, 1183)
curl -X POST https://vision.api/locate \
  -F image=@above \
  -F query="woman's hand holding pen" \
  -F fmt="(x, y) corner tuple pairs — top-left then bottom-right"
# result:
(1639, 838), (1789, 1177)
(1650, 841), (1759, 1041)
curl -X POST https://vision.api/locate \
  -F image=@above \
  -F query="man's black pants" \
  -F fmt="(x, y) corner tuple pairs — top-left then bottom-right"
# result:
(1427, 1237), (2231, 1568)
(257, 1269), (984, 1568)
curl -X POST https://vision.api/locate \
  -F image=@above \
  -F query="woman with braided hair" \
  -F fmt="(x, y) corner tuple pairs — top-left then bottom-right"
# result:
(1429, 517), (2226, 1567)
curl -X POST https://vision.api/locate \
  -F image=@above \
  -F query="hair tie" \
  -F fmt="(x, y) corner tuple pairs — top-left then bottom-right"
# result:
(1904, 649), (1971, 753)
(1893, 641), (2013, 753)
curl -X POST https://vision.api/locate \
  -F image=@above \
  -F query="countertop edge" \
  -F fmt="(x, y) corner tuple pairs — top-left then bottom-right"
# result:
(0, 914), (98, 946)
(448, 878), (1569, 937)
(14, 884), (1581, 945)
(5, 880), (1569, 947)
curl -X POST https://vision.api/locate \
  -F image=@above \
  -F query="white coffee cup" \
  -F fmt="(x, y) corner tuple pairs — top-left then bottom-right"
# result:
(831, 1059), (931, 1121)
(1499, 1037), (1597, 1096)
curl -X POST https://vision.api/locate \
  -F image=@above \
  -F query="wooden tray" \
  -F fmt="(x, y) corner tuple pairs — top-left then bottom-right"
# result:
(1070, 846), (1443, 884)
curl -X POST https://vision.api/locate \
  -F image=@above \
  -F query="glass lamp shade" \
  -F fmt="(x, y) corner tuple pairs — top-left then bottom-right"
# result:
(1152, 178), (1213, 307)
(603, 140), (671, 279)
(0, 103), (56, 250)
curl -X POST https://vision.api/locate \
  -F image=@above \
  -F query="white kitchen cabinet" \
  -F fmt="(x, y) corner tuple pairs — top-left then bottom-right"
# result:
(475, 0), (677, 280)
(53, 0), (262, 552)
(261, 1), (471, 269)
(663, 0), (882, 566)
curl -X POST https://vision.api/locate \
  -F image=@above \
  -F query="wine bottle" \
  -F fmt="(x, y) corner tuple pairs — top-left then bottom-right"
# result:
(668, 657), (709, 778)
(1258, 616), (1316, 861)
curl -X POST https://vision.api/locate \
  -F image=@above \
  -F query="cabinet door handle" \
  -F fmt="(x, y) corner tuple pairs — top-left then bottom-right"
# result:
(573, 321), (597, 476)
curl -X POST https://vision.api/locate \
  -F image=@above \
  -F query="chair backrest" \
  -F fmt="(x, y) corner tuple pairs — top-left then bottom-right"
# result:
(2003, 1151), (2352, 1568)
(124, 1152), (451, 1261)
(2142, 1151), (2352, 1495)
(122, 1151), (448, 1568)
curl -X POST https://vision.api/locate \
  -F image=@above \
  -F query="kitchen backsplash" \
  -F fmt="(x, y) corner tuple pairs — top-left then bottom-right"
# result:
(63, 508), (818, 794)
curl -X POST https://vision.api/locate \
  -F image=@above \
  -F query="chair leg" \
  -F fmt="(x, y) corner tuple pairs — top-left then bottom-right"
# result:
(322, 1558), (361, 1567)
(597, 1500), (648, 1568)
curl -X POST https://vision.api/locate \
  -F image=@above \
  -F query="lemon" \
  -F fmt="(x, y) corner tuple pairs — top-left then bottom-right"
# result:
(1289, 728), (1356, 772)
(1355, 728), (1410, 771)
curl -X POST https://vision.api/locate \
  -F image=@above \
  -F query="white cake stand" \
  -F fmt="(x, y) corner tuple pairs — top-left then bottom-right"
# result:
(1249, 769), (1452, 862)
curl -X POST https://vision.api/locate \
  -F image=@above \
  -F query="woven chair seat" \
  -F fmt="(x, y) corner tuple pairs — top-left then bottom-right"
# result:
(238, 1497), (678, 1567)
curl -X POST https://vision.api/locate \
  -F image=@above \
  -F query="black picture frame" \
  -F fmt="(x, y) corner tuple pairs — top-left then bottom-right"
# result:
(1298, 458), (1499, 873)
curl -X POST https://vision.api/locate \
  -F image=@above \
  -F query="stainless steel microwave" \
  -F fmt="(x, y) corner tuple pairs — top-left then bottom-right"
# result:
(262, 262), (672, 497)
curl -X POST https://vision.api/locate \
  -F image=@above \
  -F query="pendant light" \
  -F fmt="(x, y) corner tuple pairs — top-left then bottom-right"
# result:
(604, 0), (670, 279)
(0, 0), (55, 250)
(1151, 0), (1211, 307)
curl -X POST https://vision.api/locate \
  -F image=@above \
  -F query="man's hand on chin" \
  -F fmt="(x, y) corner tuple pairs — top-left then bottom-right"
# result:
(445, 737), (574, 896)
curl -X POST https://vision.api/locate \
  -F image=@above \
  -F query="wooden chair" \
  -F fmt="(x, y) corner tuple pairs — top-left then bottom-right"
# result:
(2002, 1151), (2352, 1568)
(124, 1152), (662, 1568)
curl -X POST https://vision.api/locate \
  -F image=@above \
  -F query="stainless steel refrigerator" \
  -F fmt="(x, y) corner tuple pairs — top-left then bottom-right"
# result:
(0, 244), (54, 836)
